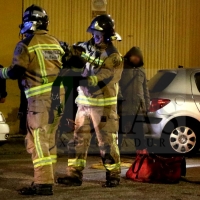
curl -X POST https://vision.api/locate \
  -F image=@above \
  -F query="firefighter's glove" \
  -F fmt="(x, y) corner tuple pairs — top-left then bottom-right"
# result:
(60, 41), (70, 56)
(72, 45), (86, 56)
(87, 76), (98, 87)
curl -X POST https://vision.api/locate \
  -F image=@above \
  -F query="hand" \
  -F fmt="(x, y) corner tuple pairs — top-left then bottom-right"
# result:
(60, 41), (70, 56)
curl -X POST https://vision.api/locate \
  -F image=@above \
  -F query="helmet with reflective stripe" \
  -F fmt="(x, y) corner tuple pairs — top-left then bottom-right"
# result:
(87, 15), (121, 42)
(19, 4), (49, 34)
(87, 15), (114, 41)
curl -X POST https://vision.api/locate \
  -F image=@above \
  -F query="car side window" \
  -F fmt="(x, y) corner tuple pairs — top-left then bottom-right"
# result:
(194, 73), (200, 92)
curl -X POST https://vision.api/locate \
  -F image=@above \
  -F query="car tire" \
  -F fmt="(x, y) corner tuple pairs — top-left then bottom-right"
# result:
(161, 117), (200, 156)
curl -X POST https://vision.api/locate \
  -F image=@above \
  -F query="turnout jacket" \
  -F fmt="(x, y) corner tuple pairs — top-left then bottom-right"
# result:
(0, 30), (64, 99)
(75, 40), (123, 106)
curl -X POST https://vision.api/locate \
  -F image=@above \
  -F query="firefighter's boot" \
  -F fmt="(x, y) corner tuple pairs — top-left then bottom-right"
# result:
(18, 183), (53, 195)
(57, 177), (82, 186)
(102, 172), (120, 188)
(102, 179), (120, 188)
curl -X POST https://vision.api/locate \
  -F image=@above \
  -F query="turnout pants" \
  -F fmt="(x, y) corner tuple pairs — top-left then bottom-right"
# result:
(25, 96), (62, 184)
(67, 105), (121, 181)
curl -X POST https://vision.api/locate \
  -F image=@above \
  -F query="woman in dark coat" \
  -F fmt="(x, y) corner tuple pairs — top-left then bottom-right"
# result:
(118, 47), (150, 150)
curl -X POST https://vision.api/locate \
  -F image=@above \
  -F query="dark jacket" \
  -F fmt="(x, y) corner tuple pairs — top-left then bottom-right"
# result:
(0, 65), (7, 99)
(118, 47), (150, 116)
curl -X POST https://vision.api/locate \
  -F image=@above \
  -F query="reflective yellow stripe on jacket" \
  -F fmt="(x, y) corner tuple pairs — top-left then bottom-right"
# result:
(28, 44), (64, 53)
(75, 95), (117, 106)
(28, 44), (64, 85)
(81, 52), (104, 66)
(35, 49), (48, 84)
(25, 82), (64, 98)
(1, 68), (9, 79)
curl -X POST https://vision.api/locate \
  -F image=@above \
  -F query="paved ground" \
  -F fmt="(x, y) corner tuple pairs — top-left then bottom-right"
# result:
(1, 137), (200, 200)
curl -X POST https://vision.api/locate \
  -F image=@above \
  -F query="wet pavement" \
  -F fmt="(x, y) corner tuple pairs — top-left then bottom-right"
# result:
(1, 136), (200, 200)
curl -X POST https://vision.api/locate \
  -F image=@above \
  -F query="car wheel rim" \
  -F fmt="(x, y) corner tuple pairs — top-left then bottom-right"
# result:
(169, 126), (196, 153)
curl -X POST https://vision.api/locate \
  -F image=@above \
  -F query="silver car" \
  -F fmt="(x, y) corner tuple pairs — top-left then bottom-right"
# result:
(145, 68), (200, 154)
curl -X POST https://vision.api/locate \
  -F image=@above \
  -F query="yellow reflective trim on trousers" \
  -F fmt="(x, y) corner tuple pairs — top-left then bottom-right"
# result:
(28, 44), (65, 55)
(1, 68), (9, 79)
(68, 159), (86, 167)
(34, 162), (52, 168)
(112, 133), (120, 156)
(75, 95), (117, 106)
(81, 52), (104, 66)
(34, 158), (52, 168)
(33, 155), (57, 167)
(34, 129), (44, 159)
(35, 49), (48, 84)
(33, 157), (52, 164)
(104, 162), (121, 171)
(25, 82), (64, 98)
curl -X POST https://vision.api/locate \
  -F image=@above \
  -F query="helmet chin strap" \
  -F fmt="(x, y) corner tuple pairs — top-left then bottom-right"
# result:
(20, 21), (43, 34)
(111, 33), (122, 41)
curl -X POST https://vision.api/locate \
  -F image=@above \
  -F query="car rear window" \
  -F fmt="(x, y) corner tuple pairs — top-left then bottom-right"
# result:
(148, 71), (177, 93)
(194, 72), (200, 92)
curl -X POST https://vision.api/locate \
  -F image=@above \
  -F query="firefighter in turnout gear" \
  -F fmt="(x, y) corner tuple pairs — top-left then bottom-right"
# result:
(57, 15), (123, 187)
(0, 5), (65, 195)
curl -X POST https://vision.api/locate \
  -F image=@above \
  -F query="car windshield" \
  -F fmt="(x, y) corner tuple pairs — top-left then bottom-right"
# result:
(148, 71), (177, 93)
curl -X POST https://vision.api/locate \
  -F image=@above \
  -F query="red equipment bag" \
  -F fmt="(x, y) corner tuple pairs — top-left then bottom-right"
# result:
(126, 150), (185, 183)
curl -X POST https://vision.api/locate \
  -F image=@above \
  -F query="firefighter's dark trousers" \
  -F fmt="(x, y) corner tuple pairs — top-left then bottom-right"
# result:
(67, 105), (121, 181)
